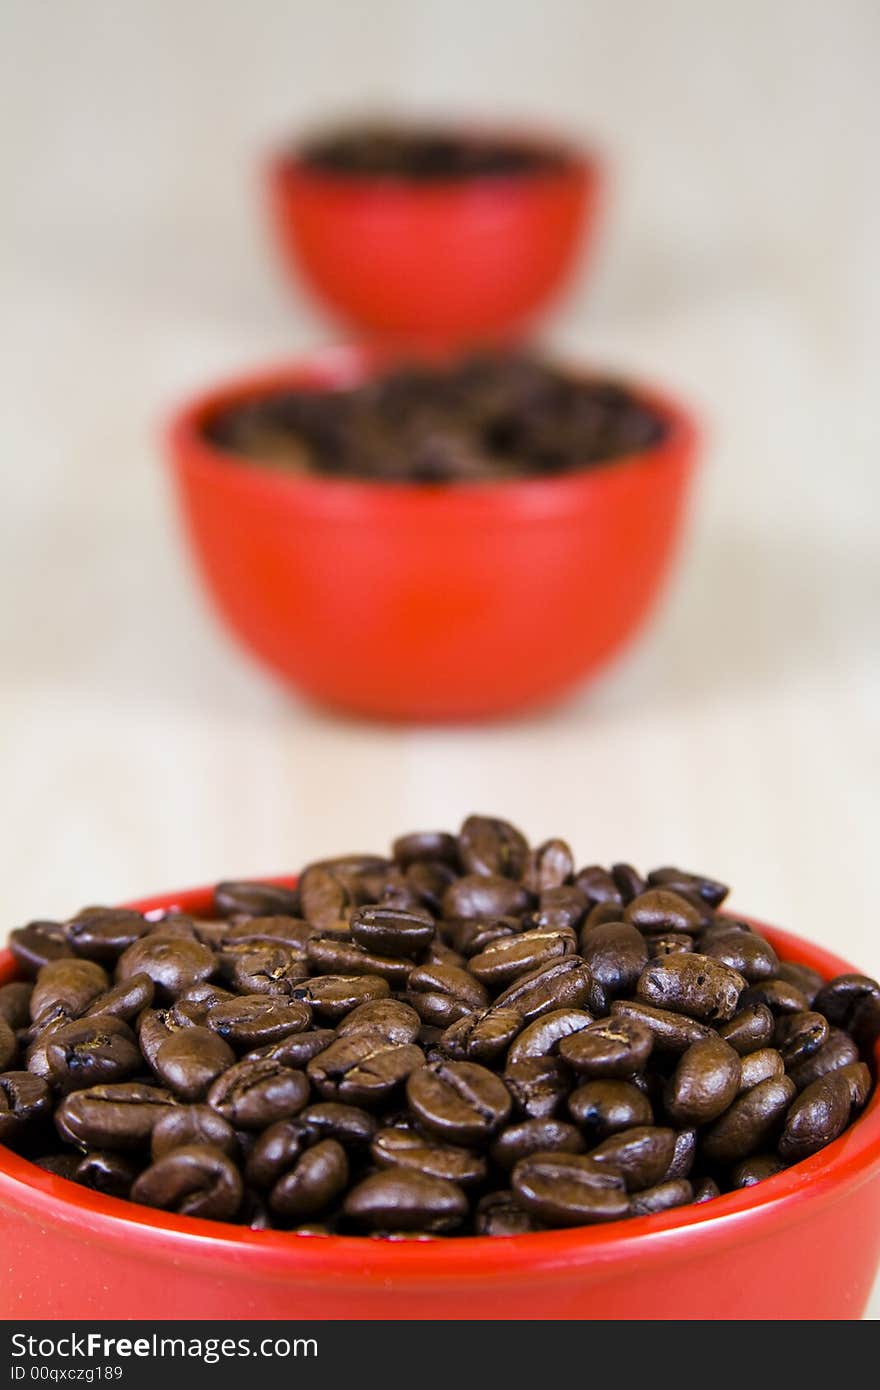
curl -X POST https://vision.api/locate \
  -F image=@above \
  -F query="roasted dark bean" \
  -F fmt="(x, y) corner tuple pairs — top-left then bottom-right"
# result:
(66, 909), (149, 963)
(0, 982), (33, 1030)
(511, 1152), (629, 1226)
(116, 936), (214, 1002)
(225, 943), (310, 996)
(207, 1059), (309, 1129)
(630, 1179), (693, 1215)
(717, 1003), (775, 1054)
(269, 1138), (349, 1220)
(150, 1104), (238, 1160)
(839, 1062), (872, 1110)
(579, 922), (648, 997)
(665, 1127), (697, 1179)
(702, 929), (778, 982)
(153, 1026), (236, 1101)
(75, 1150), (138, 1198)
(441, 1007), (523, 1063)
(636, 953), (745, 1022)
(574, 867), (623, 907)
(665, 1037), (742, 1124)
(298, 866), (354, 929)
(214, 881), (299, 919)
(742, 979), (809, 1016)
(55, 1082), (176, 1151)
(491, 1118), (584, 1170)
(245, 1119), (313, 1188)
(297, 974), (390, 1022)
(778, 1072), (852, 1161)
(405, 862), (458, 915)
(505, 1008), (593, 1065)
(588, 1126), (677, 1190)
(306, 937), (411, 988)
(350, 904), (435, 959)
(469, 928), (576, 989)
(738, 1048), (785, 1092)
(504, 1057), (568, 1119)
(0, 1072), (52, 1143)
(524, 840), (575, 895)
(245, 1028), (335, 1069)
(344, 1169), (468, 1232)
(567, 1079), (653, 1139)
(647, 867), (729, 908)
(813, 974), (880, 1029)
(775, 961), (824, 1007)
(625, 890), (703, 935)
(729, 1154), (786, 1188)
(442, 873), (531, 921)
(45, 1015), (142, 1093)
(9, 921), (74, 975)
(84, 973), (155, 1023)
(335, 998), (421, 1045)
(207, 995), (311, 1049)
(301, 1102), (377, 1148)
(773, 1010), (829, 1068)
(372, 1128), (487, 1185)
(647, 934), (693, 958)
(611, 999), (715, 1052)
(132, 1144), (242, 1220)
(30, 959), (109, 1024)
(494, 957), (595, 1023)
(0, 1017), (17, 1071)
(407, 1060), (511, 1144)
(406, 962), (488, 1027)
(787, 1027), (859, 1089)
(307, 1033), (423, 1106)
(475, 1190), (542, 1236)
(693, 1176), (721, 1203)
(701, 1076), (797, 1163)
(392, 831), (460, 870)
(458, 815), (529, 880)
(558, 1017), (653, 1078)
(611, 863), (646, 902)
(444, 915), (517, 958)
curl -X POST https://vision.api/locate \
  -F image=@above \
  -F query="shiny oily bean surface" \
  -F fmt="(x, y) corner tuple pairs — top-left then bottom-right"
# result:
(717, 1003), (775, 1054)
(344, 1168), (468, 1232)
(441, 1007), (523, 1063)
(150, 1104), (238, 1160)
(512, 1153), (629, 1226)
(568, 1079), (653, 1140)
(665, 1037), (742, 1124)
(701, 1075), (797, 1164)
(505, 1008), (593, 1065)
(132, 1143), (242, 1220)
(610, 1000), (714, 1053)
(491, 1118), (585, 1170)
(579, 921), (648, 997)
(558, 1017), (653, 1078)
(738, 1048), (785, 1092)
(468, 929), (575, 988)
(307, 1035), (424, 1107)
(269, 1138), (349, 1220)
(371, 1128), (487, 1186)
(778, 1073), (853, 1162)
(635, 954), (745, 1023)
(407, 1060), (511, 1144)
(588, 1126), (677, 1191)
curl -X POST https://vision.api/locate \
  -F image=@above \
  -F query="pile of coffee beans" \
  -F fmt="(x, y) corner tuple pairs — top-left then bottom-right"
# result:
(205, 352), (667, 483)
(297, 123), (572, 180)
(2, 817), (877, 1238)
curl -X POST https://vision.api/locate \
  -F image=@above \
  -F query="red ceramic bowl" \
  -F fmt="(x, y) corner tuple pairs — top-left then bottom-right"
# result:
(1, 881), (879, 1320)
(267, 128), (600, 342)
(165, 348), (698, 722)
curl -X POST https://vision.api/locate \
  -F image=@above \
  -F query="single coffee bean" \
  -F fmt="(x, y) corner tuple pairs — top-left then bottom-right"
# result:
(665, 1037), (742, 1124)
(84, 973), (156, 1023)
(730, 1154), (787, 1188)
(116, 936), (214, 1003)
(441, 1007), (524, 1063)
(476, 1190), (542, 1236)
(151, 1104), (238, 1160)
(491, 1118), (585, 1170)
(567, 1080), (653, 1139)
(579, 922), (648, 997)
(445, 915), (517, 959)
(301, 1102), (377, 1148)
(647, 866), (729, 908)
(778, 1072), (852, 1161)
(693, 1176), (721, 1203)
(407, 962), (489, 1028)
(786, 1027), (859, 1089)
(423, 940), (468, 971)
(306, 937), (411, 988)
(558, 1017), (653, 1078)
(269, 1138), (349, 1221)
(153, 1026), (236, 1102)
(407, 1060), (511, 1144)
(9, 921), (74, 975)
(214, 881), (299, 919)
(225, 943), (311, 997)
(523, 840), (575, 896)
(298, 865), (354, 930)
(75, 1150), (138, 1198)
(458, 815), (529, 880)
(625, 890), (703, 935)
(648, 934), (694, 958)
(0, 981), (33, 1029)
(773, 1010), (829, 1068)
(392, 831), (460, 870)
(296, 974), (390, 1022)
(45, 1015), (143, 1094)
(335, 998), (421, 1045)
(372, 1127), (487, 1186)
(245, 1119), (313, 1188)
(636, 953), (745, 1022)
(207, 1058), (309, 1129)
(717, 1003), (775, 1054)
(701, 929), (779, 982)
(0, 1017), (17, 1071)
(350, 904), (435, 959)
(630, 1178), (693, 1215)
(588, 1126), (677, 1190)
(132, 1143), (242, 1220)
(494, 958), (596, 1023)
(775, 961), (824, 1007)
(511, 1152), (629, 1226)
(55, 1082), (177, 1151)
(207, 995), (311, 1050)
(574, 866), (623, 907)
(741, 979), (809, 1016)
(611, 999), (715, 1052)
(469, 929), (576, 989)
(66, 909), (149, 964)
(505, 1008), (593, 1065)
(527, 886), (589, 935)
(171, 982), (237, 1028)
(245, 1029), (336, 1070)
(344, 1168), (468, 1233)
(701, 1075), (797, 1163)
(504, 1057), (569, 1119)
(30, 959), (109, 1024)
(221, 915), (313, 952)
(813, 974), (880, 1029)
(738, 1048), (785, 1092)
(443, 874), (531, 922)
(0, 1071), (52, 1143)
(307, 1034), (424, 1107)
(838, 1062), (872, 1110)
(665, 1127), (697, 1179)
(405, 862), (458, 915)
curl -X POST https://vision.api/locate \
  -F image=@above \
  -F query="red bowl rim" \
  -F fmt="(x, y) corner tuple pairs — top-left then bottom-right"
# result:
(270, 119), (600, 193)
(164, 345), (699, 522)
(2, 880), (878, 1281)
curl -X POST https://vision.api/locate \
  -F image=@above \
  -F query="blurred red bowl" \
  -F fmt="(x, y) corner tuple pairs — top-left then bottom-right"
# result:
(267, 127), (600, 342)
(1, 883), (878, 1320)
(164, 347), (698, 722)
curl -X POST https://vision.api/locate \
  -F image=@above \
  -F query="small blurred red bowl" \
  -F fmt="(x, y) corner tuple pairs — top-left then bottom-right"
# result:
(164, 347), (698, 722)
(267, 124), (600, 342)
(1, 885), (878, 1320)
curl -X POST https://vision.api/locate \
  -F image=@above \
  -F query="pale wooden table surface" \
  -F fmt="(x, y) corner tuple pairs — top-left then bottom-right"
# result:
(1, 0), (878, 1318)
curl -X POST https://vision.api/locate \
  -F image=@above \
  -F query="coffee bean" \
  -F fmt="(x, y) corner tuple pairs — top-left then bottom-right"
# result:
(610, 999), (715, 1053)
(0, 1072), (52, 1143)
(738, 1048), (785, 1092)
(117, 936), (214, 1003)
(445, 915), (517, 959)
(301, 1102), (377, 1148)
(701, 929), (779, 982)
(511, 1152), (629, 1226)
(221, 915), (314, 951)
(786, 1027), (859, 1089)
(813, 974), (880, 1029)
(717, 1003), (775, 1054)
(0, 982), (33, 1030)
(524, 840), (575, 895)
(528, 886), (589, 933)
(630, 1179), (693, 1215)
(335, 998), (421, 1045)
(31, 959), (109, 1024)
(344, 1169), (468, 1232)
(214, 881), (299, 919)
(66, 909), (150, 964)
(729, 1154), (786, 1188)
(693, 1177), (721, 1203)
(153, 1026), (236, 1101)
(505, 1008), (593, 1065)
(132, 1144), (242, 1220)
(407, 963), (488, 1027)
(311, 1033), (425, 1107)
(494, 958), (596, 1023)
(647, 934), (694, 958)
(458, 815), (529, 880)
(504, 1057), (568, 1119)
(151, 1104), (238, 1160)
(611, 864), (646, 902)
(636, 953), (745, 1022)
(55, 1082), (177, 1151)
(558, 1017), (653, 1078)
(625, 890), (703, 935)
(838, 1062), (872, 1110)
(647, 867), (729, 908)
(405, 862), (459, 915)
(476, 1190), (542, 1235)
(775, 961), (824, 1007)
(306, 937), (411, 988)
(778, 1072), (852, 1161)
(0, 1017), (17, 1071)
(269, 1138), (349, 1221)
(75, 1150), (138, 1198)
(245, 1119), (313, 1188)
(579, 922), (648, 996)
(349, 904), (435, 959)
(245, 1029), (336, 1070)
(588, 1126), (677, 1190)
(45, 1015), (142, 1094)
(773, 1011), (829, 1068)
(567, 1079), (653, 1139)
(407, 1061), (511, 1144)
(469, 929), (576, 989)
(372, 1127), (487, 1185)
(223, 943), (310, 997)
(207, 1058), (309, 1129)
(665, 1037), (742, 1124)
(298, 866), (354, 930)
(392, 831), (460, 870)
(207, 995), (311, 1050)
(741, 979), (809, 1016)
(701, 1076), (797, 1163)
(574, 867), (623, 907)
(491, 1118), (585, 1170)
(443, 873), (531, 921)
(84, 973), (156, 1023)
(9, 922), (74, 975)
(665, 1127), (697, 1179)
(441, 1007), (524, 1063)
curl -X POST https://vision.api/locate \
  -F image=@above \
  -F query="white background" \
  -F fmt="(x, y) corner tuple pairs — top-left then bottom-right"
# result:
(1, 0), (878, 1316)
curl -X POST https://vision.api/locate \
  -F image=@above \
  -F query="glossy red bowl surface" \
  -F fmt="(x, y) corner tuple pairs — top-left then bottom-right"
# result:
(267, 129), (600, 343)
(165, 347), (698, 722)
(1, 880), (879, 1320)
